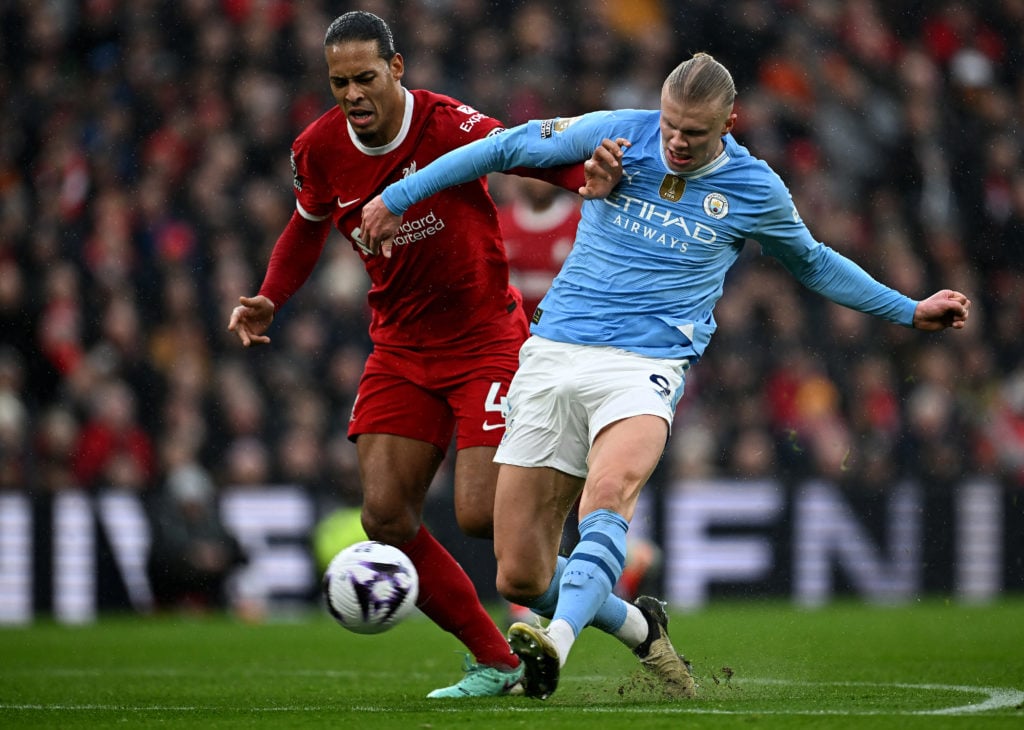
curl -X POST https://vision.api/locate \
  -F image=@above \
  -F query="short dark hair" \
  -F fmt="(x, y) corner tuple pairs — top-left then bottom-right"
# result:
(323, 11), (397, 59)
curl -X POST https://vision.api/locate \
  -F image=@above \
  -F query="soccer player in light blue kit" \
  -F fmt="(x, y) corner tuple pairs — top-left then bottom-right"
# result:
(361, 53), (971, 700)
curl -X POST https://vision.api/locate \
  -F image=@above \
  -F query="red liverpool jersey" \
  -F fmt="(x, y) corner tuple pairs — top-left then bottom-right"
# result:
(497, 194), (581, 318)
(289, 89), (536, 353)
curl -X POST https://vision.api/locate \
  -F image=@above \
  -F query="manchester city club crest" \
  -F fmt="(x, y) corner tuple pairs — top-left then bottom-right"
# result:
(703, 192), (728, 219)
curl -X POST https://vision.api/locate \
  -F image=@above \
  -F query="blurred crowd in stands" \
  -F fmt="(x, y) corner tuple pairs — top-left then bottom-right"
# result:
(1, 0), (1023, 531)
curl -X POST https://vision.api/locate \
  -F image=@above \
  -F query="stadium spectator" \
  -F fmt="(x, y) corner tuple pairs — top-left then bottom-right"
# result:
(220, 436), (271, 491)
(30, 405), (79, 494)
(147, 451), (247, 613)
(0, 347), (29, 492)
(225, 10), (617, 700)
(70, 378), (155, 492)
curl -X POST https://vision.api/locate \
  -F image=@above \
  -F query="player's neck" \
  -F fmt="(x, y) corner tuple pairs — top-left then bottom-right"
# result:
(378, 90), (407, 145)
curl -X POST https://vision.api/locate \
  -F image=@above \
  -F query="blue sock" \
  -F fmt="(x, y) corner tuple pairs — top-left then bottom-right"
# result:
(589, 587), (629, 634)
(524, 556), (566, 618)
(525, 553), (628, 633)
(553, 509), (629, 636)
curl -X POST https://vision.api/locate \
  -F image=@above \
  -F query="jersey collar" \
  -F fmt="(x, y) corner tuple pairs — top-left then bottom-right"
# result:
(347, 87), (414, 156)
(660, 136), (731, 180)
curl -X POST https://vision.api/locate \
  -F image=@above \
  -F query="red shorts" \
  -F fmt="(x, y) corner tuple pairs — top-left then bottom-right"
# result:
(348, 343), (523, 452)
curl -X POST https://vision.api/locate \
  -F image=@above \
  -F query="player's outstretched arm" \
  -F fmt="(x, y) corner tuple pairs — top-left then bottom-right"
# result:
(912, 289), (971, 331)
(580, 138), (631, 199)
(228, 295), (275, 347)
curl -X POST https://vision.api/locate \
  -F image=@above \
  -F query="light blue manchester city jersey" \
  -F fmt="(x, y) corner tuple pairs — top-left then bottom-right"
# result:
(382, 110), (917, 361)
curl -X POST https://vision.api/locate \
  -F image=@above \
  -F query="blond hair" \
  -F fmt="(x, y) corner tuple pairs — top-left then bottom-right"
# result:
(664, 52), (736, 109)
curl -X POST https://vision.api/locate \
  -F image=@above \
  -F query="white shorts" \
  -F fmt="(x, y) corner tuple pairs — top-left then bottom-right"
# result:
(495, 336), (689, 478)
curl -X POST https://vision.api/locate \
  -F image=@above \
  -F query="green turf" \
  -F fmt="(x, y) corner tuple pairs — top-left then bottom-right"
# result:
(1, 598), (1021, 728)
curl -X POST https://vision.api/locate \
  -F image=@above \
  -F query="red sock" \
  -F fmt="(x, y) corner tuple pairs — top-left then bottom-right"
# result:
(399, 525), (519, 670)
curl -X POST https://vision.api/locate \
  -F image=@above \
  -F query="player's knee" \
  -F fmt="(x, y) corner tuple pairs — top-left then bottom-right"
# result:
(360, 505), (418, 546)
(453, 476), (496, 539)
(581, 472), (638, 516)
(495, 564), (546, 606)
(455, 508), (493, 540)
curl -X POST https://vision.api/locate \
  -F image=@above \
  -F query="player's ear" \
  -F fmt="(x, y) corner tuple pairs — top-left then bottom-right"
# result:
(722, 111), (737, 136)
(390, 52), (404, 81)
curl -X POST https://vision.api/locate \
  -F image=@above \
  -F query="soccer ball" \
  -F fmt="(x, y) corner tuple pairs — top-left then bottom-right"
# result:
(322, 541), (419, 634)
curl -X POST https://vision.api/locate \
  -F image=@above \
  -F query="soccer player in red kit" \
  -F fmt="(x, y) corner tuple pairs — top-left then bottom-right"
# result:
(228, 11), (616, 698)
(497, 177), (582, 320)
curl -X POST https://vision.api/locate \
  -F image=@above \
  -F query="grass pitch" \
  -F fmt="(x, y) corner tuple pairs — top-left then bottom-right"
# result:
(1, 598), (1021, 728)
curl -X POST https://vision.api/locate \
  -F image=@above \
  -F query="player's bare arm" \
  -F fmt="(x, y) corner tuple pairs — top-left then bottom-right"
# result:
(579, 138), (631, 199)
(228, 295), (276, 347)
(911, 289), (971, 331)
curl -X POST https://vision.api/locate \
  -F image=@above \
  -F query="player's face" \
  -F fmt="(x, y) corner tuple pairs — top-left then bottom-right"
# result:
(325, 40), (405, 147)
(659, 87), (736, 174)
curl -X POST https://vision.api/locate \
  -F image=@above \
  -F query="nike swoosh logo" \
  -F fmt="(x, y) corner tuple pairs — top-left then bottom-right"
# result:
(337, 197), (360, 208)
(482, 422), (505, 431)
